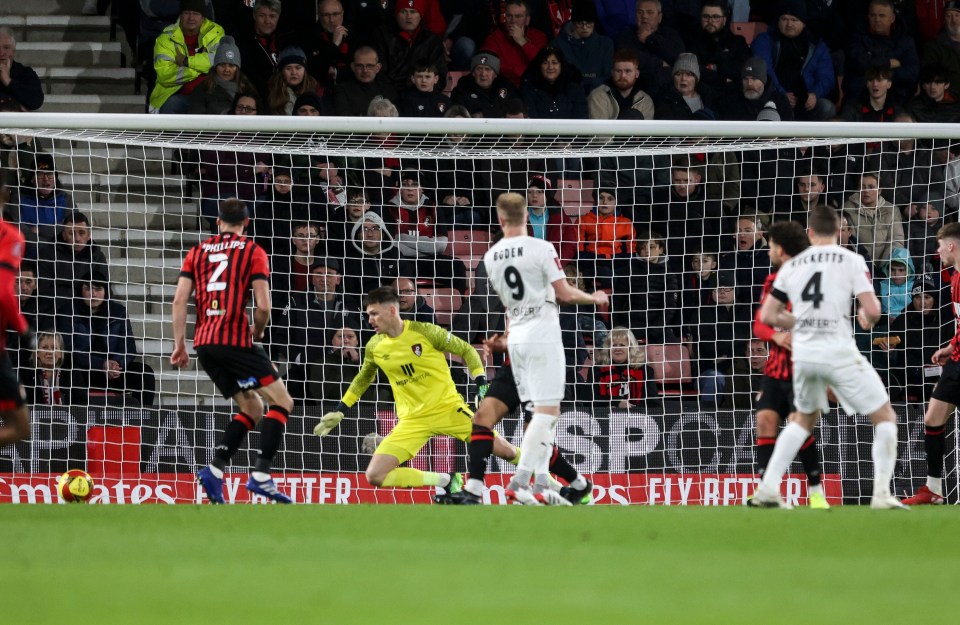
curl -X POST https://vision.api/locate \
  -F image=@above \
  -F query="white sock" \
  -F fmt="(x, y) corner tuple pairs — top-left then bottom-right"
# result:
(512, 413), (557, 487)
(872, 421), (897, 498)
(926, 476), (943, 496)
(808, 483), (824, 497)
(760, 422), (811, 493)
(570, 476), (587, 490)
(250, 470), (270, 482)
(208, 464), (224, 479)
(465, 478), (484, 497)
(436, 473), (451, 488)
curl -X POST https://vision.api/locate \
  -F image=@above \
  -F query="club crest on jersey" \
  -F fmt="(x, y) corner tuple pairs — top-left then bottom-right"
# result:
(411, 344), (423, 357)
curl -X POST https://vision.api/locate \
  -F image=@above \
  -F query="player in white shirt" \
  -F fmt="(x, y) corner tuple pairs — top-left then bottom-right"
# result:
(483, 192), (608, 505)
(752, 206), (906, 509)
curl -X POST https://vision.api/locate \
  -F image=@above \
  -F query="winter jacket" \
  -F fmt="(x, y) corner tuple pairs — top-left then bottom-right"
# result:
(719, 242), (772, 306)
(521, 71), (588, 119)
(845, 21), (920, 100)
(875, 246), (916, 321)
(751, 30), (835, 99)
(58, 298), (140, 372)
(685, 27), (751, 94)
(612, 257), (681, 344)
(17, 191), (73, 237)
(906, 92), (960, 123)
(20, 357), (87, 406)
(576, 210), (635, 258)
(235, 27), (299, 100)
(36, 239), (109, 309)
(643, 184), (723, 266)
(199, 149), (269, 203)
(921, 31), (960, 90)
(0, 60), (44, 111)
(653, 83), (718, 120)
(371, 24), (447, 92)
(587, 80), (654, 120)
(481, 26), (550, 87)
(716, 80), (794, 121)
(551, 22), (614, 93)
(332, 78), (398, 117)
(275, 291), (361, 366)
(397, 88), (453, 117)
(614, 25), (685, 92)
(843, 193), (906, 264)
(149, 18), (225, 112)
(450, 73), (520, 118)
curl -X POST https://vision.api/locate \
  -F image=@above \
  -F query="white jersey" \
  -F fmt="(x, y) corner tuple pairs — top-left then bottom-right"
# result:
(772, 244), (874, 364)
(484, 235), (565, 343)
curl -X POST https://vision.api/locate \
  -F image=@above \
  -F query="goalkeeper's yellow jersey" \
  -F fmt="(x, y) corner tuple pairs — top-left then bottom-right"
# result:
(341, 320), (485, 419)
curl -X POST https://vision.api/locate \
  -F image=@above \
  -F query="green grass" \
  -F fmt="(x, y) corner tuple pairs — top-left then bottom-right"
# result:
(2, 505), (959, 624)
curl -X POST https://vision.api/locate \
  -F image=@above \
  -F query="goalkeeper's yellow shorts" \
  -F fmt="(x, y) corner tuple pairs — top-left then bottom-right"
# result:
(375, 402), (474, 464)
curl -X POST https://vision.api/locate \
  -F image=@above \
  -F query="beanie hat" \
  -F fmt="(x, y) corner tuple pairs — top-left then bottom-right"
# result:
(395, 0), (427, 15)
(34, 153), (55, 173)
(778, 0), (807, 21)
(595, 187), (617, 201)
(471, 51), (501, 75)
(278, 46), (307, 70)
(214, 36), (241, 68)
(756, 101), (781, 122)
(293, 91), (323, 114)
(673, 52), (700, 81)
(912, 278), (936, 298)
(742, 57), (768, 84)
(571, 0), (599, 23)
(947, 1), (960, 11)
(528, 175), (552, 190)
(180, 0), (207, 16)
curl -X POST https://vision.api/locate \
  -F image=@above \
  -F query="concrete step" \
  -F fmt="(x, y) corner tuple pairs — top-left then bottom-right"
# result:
(132, 313), (195, 344)
(42, 94), (144, 114)
(114, 282), (176, 302)
(16, 41), (122, 68)
(85, 202), (199, 230)
(60, 172), (187, 203)
(41, 67), (137, 95)
(0, 0), (79, 15)
(5, 15), (113, 42)
(110, 257), (183, 285)
(55, 146), (168, 176)
(156, 370), (218, 398)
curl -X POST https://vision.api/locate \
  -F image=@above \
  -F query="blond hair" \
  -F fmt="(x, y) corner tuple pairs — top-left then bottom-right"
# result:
(33, 331), (64, 367)
(594, 326), (645, 366)
(496, 192), (527, 226)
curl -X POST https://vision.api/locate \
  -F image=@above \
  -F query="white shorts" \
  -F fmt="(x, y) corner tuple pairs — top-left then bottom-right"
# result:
(508, 340), (565, 406)
(793, 355), (888, 416)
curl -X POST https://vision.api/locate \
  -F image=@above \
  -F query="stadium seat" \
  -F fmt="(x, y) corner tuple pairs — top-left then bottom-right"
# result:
(731, 21), (767, 45)
(643, 344), (696, 396)
(419, 287), (463, 326)
(444, 71), (469, 96)
(445, 228), (491, 270)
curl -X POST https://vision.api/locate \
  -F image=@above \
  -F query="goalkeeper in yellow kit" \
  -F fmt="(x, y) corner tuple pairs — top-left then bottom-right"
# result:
(314, 286), (517, 492)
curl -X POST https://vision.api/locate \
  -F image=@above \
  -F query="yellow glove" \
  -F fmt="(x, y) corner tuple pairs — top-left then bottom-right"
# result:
(314, 411), (344, 437)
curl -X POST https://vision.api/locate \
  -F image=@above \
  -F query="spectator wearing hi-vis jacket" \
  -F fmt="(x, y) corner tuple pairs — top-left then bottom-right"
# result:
(575, 186), (635, 290)
(150, 0), (225, 113)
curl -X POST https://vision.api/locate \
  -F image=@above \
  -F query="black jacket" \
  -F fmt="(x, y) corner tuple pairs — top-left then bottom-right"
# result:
(451, 73), (520, 118)
(612, 258), (681, 344)
(0, 60), (44, 111)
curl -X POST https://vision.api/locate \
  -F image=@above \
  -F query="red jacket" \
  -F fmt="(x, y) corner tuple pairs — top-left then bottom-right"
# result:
(481, 26), (548, 87)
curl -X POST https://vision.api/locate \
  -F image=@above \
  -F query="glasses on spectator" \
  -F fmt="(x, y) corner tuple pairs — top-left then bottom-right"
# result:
(398, 289), (416, 295)
(701, 13), (725, 21)
(235, 104), (257, 112)
(348, 197), (368, 205)
(320, 11), (343, 18)
(362, 226), (380, 233)
(574, 20), (594, 26)
(353, 63), (379, 70)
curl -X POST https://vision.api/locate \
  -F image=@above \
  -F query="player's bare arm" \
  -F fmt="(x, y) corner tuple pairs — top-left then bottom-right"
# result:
(758, 294), (795, 329)
(170, 275), (194, 368)
(932, 344), (955, 366)
(483, 332), (509, 354)
(251, 278), (271, 341)
(552, 278), (608, 307)
(855, 291), (882, 330)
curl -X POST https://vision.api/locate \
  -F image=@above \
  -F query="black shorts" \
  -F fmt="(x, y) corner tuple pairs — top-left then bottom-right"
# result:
(196, 344), (281, 399)
(754, 375), (794, 420)
(486, 364), (522, 416)
(0, 354), (25, 410)
(931, 357), (960, 404)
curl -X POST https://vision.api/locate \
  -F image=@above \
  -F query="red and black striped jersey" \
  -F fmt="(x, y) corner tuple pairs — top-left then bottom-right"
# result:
(754, 272), (792, 380)
(950, 269), (960, 362)
(0, 220), (27, 353)
(180, 232), (269, 348)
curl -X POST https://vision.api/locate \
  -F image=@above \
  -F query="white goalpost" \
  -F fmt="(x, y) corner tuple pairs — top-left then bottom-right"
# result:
(0, 113), (957, 505)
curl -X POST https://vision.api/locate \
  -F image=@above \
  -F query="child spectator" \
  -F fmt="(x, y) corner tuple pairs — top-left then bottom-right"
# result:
(267, 46), (323, 115)
(387, 171), (445, 256)
(576, 187), (635, 289)
(562, 264), (609, 349)
(20, 331), (87, 406)
(885, 278), (952, 401)
(17, 154), (73, 242)
(905, 188), (944, 273)
(612, 229), (681, 344)
(272, 221), (322, 303)
(398, 60), (453, 117)
(727, 338), (768, 410)
(590, 326), (659, 409)
(327, 187), (374, 260)
(526, 174), (577, 265)
(875, 247), (916, 323)
(681, 247), (719, 309)
(58, 271), (156, 407)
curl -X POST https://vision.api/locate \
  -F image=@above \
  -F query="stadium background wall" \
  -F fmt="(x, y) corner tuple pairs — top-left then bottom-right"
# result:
(0, 404), (949, 505)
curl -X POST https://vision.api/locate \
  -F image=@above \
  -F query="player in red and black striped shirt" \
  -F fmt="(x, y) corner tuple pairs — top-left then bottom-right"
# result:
(751, 221), (828, 508)
(903, 222), (960, 505)
(0, 176), (31, 445)
(172, 199), (294, 504)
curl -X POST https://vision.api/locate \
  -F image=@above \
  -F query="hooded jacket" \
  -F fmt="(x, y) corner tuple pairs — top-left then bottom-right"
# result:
(751, 28), (835, 99)
(576, 208), (635, 258)
(149, 17), (226, 112)
(876, 246), (916, 321)
(842, 192), (906, 264)
(343, 210), (402, 301)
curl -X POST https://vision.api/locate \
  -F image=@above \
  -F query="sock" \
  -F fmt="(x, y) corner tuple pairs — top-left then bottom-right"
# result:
(212, 412), (255, 471)
(436, 473), (451, 488)
(465, 478), (484, 496)
(547, 445), (579, 484)
(808, 483), (824, 497)
(253, 406), (289, 474)
(755, 437), (776, 476)
(512, 413), (557, 488)
(534, 414), (559, 483)
(926, 476), (943, 496)
(467, 424), (495, 483)
(798, 435), (822, 487)
(381, 468), (434, 487)
(760, 422), (811, 493)
(925, 425), (946, 482)
(872, 421), (897, 499)
(208, 465), (224, 479)
(570, 476), (588, 490)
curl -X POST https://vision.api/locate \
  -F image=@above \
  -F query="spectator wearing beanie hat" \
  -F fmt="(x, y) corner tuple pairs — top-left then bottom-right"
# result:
(575, 187), (636, 289)
(886, 275), (950, 400)
(525, 175), (578, 265)
(267, 46), (323, 115)
(655, 52), (719, 119)
(750, 0), (835, 121)
(346, 0), (447, 45)
(451, 51), (520, 118)
(236, 0), (300, 101)
(717, 56), (794, 121)
(920, 2), (960, 89)
(188, 36), (259, 115)
(551, 0), (614, 93)
(149, 0), (225, 113)
(19, 154), (74, 242)
(370, 0), (448, 92)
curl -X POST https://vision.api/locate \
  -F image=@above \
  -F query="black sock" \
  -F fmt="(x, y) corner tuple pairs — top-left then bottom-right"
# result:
(926, 425), (947, 479)
(468, 424), (495, 481)
(756, 437), (776, 476)
(254, 406), (289, 473)
(547, 445), (579, 484)
(213, 412), (255, 471)
(798, 435), (822, 487)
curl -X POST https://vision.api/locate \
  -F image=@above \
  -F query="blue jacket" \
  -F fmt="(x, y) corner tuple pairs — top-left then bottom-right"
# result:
(551, 22), (614, 94)
(877, 246), (916, 321)
(18, 191), (73, 230)
(59, 297), (140, 371)
(751, 30), (835, 99)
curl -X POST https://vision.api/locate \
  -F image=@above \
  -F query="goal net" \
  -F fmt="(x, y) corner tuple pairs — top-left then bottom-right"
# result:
(0, 113), (955, 505)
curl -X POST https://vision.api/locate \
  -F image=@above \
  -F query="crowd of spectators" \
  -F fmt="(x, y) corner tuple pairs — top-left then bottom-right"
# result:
(4, 0), (960, 410)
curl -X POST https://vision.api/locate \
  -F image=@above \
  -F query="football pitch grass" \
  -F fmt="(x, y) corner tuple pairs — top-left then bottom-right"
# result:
(3, 505), (959, 625)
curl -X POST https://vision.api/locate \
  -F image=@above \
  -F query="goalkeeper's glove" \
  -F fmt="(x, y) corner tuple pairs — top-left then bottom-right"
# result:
(314, 402), (347, 437)
(473, 375), (489, 409)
